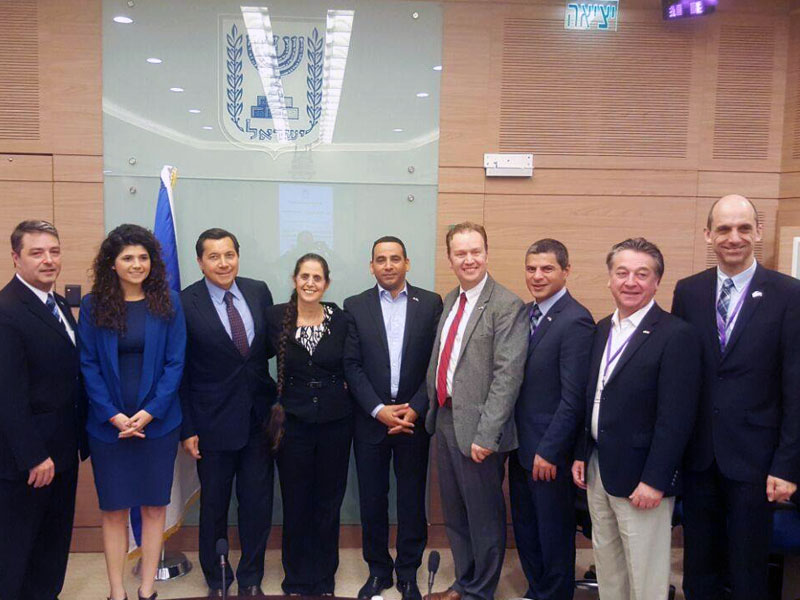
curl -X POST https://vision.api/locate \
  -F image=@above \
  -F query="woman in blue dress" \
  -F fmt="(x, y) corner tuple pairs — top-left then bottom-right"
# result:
(79, 224), (186, 600)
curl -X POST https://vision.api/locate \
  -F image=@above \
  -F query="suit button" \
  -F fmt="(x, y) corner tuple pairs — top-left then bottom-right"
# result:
(312, 397), (318, 403)
(713, 408), (720, 414)
(307, 360), (313, 366)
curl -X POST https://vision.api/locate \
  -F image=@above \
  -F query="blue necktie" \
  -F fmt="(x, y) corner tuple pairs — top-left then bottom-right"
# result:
(717, 278), (734, 323)
(529, 303), (543, 339)
(46, 293), (62, 323)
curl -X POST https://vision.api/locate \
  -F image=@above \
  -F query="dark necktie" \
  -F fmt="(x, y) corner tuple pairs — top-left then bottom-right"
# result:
(437, 292), (468, 407)
(717, 278), (734, 323)
(223, 291), (250, 357)
(46, 293), (62, 323)
(529, 303), (543, 339)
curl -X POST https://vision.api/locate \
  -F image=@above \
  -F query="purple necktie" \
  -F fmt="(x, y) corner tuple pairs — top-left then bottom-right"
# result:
(224, 291), (249, 357)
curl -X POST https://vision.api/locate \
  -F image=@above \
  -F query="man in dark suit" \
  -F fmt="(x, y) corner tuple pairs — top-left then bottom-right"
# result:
(0, 220), (88, 600)
(180, 228), (277, 598)
(672, 195), (800, 600)
(510, 239), (594, 600)
(344, 236), (443, 600)
(424, 222), (529, 600)
(572, 237), (701, 600)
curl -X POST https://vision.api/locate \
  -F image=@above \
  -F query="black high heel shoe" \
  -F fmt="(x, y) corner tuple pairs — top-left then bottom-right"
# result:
(138, 589), (157, 600)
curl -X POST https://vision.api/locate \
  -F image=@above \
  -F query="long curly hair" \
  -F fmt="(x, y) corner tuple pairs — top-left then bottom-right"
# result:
(267, 253), (330, 453)
(90, 224), (174, 332)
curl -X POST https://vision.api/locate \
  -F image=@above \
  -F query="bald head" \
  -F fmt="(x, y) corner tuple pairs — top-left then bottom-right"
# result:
(704, 194), (763, 275)
(706, 194), (759, 230)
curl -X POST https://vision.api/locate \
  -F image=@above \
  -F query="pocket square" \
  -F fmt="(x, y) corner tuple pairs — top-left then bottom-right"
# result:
(752, 290), (762, 298)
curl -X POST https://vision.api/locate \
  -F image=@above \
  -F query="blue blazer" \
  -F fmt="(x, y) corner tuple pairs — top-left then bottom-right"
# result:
(79, 291), (186, 443)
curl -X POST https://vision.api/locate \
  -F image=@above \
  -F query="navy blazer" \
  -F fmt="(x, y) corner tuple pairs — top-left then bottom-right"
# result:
(79, 291), (186, 444)
(672, 264), (800, 485)
(578, 303), (701, 497)
(0, 277), (88, 479)
(343, 283), (443, 444)
(180, 277), (276, 451)
(515, 291), (595, 471)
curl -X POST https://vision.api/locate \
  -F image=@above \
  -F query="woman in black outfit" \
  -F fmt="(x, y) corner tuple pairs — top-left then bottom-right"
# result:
(266, 253), (353, 595)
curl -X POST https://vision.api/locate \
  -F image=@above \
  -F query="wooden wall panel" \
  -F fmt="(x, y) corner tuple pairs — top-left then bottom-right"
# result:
(0, 181), (53, 283)
(53, 154), (104, 183)
(0, 153), (51, 181)
(52, 182), (104, 294)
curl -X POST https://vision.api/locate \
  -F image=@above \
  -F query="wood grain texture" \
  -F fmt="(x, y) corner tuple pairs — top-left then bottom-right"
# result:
(0, 153), (52, 181)
(777, 224), (800, 275)
(52, 182), (104, 295)
(0, 181), (53, 283)
(0, 0), (40, 142)
(697, 171), (781, 199)
(53, 154), (103, 182)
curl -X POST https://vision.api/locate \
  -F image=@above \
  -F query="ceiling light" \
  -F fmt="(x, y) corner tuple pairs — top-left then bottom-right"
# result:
(188, 109), (201, 114)
(416, 92), (429, 98)
(113, 16), (133, 24)
(392, 128), (404, 132)
(169, 87), (184, 93)
(433, 65), (442, 71)
(202, 126), (213, 130)
(146, 57), (162, 64)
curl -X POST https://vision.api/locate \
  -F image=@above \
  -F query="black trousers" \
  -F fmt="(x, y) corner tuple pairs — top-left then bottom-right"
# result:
(0, 465), (78, 600)
(508, 452), (575, 600)
(435, 408), (506, 600)
(354, 427), (430, 582)
(682, 462), (773, 600)
(196, 428), (274, 590)
(276, 414), (353, 595)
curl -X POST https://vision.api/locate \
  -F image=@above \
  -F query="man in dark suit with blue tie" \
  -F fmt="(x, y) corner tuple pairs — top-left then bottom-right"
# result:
(344, 236), (443, 600)
(672, 195), (800, 600)
(510, 239), (594, 600)
(180, 228), (277, 598)
(0, 220), (88, 600)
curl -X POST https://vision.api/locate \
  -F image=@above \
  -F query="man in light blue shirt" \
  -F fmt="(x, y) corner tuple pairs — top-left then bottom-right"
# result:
(344, 236), (443, 600)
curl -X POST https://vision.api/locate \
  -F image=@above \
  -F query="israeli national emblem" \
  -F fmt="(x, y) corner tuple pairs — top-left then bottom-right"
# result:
(220, 9), (352, 156)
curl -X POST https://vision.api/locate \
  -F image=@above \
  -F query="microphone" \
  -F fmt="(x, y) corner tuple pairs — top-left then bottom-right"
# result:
(216, 538), (228, 599)
(427, 550), (440, 599)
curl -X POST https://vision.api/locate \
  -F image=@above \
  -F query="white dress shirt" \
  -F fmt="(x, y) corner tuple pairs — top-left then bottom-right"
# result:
(437, 273), (488, 398)
(205, 278), (255, 346)
(16, 274), (76, 345)
(716, 259), (757, 342)
(591, 299), (654, 441)
(370, 283), (408, 418)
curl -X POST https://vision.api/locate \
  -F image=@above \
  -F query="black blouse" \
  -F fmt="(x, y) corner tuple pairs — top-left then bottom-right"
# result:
(265, 302), (352, 423)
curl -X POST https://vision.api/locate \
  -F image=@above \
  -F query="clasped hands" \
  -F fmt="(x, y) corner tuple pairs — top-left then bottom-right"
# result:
(110, 409), (153, 439)
(377, 403), (418, 435)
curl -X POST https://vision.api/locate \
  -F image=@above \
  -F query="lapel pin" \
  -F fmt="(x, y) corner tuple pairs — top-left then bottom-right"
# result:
(411, 296), (419, 302)
(752, 290), (762, 298)
(547, 316), (552, 322)
(477, 305), (485, 311)
(642, 330), (651, 335)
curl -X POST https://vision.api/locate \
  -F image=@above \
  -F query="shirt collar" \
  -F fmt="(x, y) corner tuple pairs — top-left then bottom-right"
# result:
(534, 287), (567, 319)
(16, 273), (53, 304)
(205, 278), (242, 305)
(717, 259), (757, 292)
(612, 298), (655, 330)
(377, 283), (408, 301)
(460, 273), (488, 302)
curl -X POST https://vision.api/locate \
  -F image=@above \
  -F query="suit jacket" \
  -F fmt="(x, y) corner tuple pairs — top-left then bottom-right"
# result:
(578, 302), (701, 498)
(78, 291), (186, 443)
(265, 302), (352, 423)
(425, 275), (528, 456)
(515, 291), (595, 471)
(180, 277), (277, 451)
(0, 276), (88, 480)
(672, 264), (800, 485)
(343, 283), (443, 443)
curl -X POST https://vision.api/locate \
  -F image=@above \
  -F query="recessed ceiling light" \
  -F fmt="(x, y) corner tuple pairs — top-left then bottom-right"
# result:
(202, 126), (213, 130)
(188, 109), (201, 114)
(433, 65), (442, 71)
(113, 16), (133, 24)
(416, 92), (429, 98)
(392, 128), (404, 132)
(146, 57), (162, 64)
(169, 87), (184, 93)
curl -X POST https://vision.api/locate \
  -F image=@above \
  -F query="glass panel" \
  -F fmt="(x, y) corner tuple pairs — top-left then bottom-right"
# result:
(103, 0), (442, 525)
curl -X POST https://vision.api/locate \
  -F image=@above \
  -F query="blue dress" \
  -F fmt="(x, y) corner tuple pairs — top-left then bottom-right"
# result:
(89, 300), (179, 511)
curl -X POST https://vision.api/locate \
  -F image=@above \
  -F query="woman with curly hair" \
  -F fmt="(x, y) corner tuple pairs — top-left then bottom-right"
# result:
(78, 224), (186, 600)
(265, 253), (353, 596)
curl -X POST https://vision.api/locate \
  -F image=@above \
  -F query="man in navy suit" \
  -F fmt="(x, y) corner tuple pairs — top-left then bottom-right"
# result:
(672, 195), (800, 600)
(0, 220), (88, 600)
(510, 239), (594, 600)
(180, 228), (277, 598)
(572, 237), (701, 600)
(344, 236), (442, 600)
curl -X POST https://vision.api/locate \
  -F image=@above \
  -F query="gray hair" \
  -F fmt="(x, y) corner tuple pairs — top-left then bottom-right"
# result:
(11, 220), (60, 254)
(605, 237), (664, 281)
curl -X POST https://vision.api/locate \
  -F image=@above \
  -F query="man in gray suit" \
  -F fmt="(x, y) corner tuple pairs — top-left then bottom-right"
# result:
(424, 222), (528, 600)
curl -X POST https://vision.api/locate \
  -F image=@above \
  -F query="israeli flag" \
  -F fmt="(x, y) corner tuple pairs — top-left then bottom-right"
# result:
(128, 166), (200, 554)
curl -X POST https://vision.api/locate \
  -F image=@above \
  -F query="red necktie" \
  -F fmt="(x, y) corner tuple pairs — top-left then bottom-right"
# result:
(437, 292), (468, 407)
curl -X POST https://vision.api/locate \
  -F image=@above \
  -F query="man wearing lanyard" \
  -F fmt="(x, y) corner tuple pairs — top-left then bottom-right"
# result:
(572, 237), (701, 600)
(344, 236), (442, 600)
(672, 195), (800, 600)
(511, 239), (594, 600)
